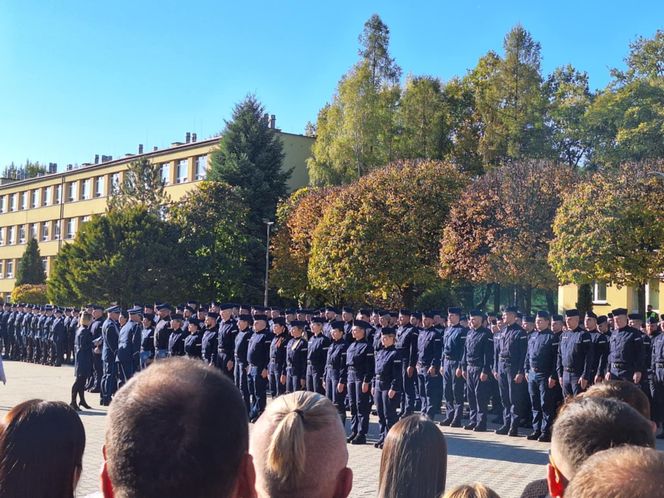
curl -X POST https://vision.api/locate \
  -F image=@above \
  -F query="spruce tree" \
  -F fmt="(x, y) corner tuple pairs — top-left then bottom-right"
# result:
(15, 238), (46, 285)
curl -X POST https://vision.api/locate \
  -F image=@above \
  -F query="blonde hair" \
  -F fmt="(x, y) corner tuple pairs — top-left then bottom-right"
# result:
(79, 312), (92, 327)
(442, 483), (501, 498)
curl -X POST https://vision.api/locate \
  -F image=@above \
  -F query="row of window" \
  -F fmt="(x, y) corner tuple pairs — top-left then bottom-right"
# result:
(0, 257), (49, 279)
(0, 155), (207, 213)
(0, 217), (90, 246)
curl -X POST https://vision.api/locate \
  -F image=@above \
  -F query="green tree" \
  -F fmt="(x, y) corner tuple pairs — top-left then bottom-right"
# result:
(443, 77), (484, 175)
(15, 238), (46, 285)
(108, 157), (171, 214)
(358, 14), (401, 86)
(12, 284), (48, 305)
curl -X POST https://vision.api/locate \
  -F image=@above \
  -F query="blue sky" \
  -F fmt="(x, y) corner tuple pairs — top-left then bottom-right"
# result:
(0, 1), (661, 170)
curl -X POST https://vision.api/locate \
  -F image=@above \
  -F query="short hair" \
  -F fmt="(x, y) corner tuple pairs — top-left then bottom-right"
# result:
(580, 379), (651, 419)
(565, 445), (664, 497)
(378, 415), (447, 498)
(80, 312), (93, 327)
(250, 391), (348, 498)
(442, 483), (501, 498)
(105, 357), (248, 498)
(0, 400), (85, 498)
(552, 397), (654, 478)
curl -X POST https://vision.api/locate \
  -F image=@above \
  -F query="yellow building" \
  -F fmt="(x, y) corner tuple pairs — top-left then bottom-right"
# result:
(558, 279), (663, 315)
(0, 129), (314, 301)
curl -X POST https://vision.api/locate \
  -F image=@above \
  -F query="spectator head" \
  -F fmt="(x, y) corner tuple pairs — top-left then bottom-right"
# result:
(565, 445), (664, 498)
(249, 391), (352, 498)
(581, 379), (654, 429)
(102, 357), (255, 498)
(442, 483), (501, 498)
(80, 311), (93, 327)
(547, 397), (655, 498)
(378, 415), (447, 498)
(0, 399), (85, 498)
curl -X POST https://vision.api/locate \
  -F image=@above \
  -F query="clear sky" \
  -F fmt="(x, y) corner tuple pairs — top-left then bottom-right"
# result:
(0, 1), (661, 170)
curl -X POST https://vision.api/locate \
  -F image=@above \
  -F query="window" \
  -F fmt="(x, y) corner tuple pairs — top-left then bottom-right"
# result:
(54, 184), (62, 204)
(0, 196), (5, 213)
(110, 173), (120, 194)
(0, 261), (4, 278)
(53, 220), (61, 240)
(80, 215), (91, 227)
(593, 281), (607, 303)
(41, 257), (48, 274)
(8, 227), (15, 245)
(0, 228), (4, 246)
(9, 194), (16, 212)
(176, 159), (188, 183)
(66, 218), (75, 239)
(18, 225), (25, 244)
(95, 176), (105, 197)
(195, 155), (207, 180)
(161, 163), (171, 185)
(20, 191), (27, 210)
(31, 189), (39, 208)
(41, 222), (49, 241)
(43, 186), (52, 206)
(30, 223), (37, 241)
(81, 179), (91, 200)
(5, 260), (13, 279)
(67, 182), (77, 202)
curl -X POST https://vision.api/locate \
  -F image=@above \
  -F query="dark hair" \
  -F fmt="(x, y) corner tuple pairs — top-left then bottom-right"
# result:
(581, 379), (651, 419)
(105, 357), (249, 498)
(378, 415), (447, 498)
(0, 399), (85, 498)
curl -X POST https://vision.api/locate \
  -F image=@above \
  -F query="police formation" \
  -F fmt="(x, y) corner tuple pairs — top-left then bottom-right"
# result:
(1, 302), (663, 447)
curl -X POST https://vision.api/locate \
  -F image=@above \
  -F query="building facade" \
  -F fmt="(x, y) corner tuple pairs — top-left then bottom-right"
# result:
(0, 131), (313, 300)
(558, 279), (663, 315)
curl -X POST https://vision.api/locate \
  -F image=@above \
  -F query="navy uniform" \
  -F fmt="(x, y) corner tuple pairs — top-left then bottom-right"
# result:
(140, 316), (155, 369)
(234, 315), (254, 414)
(88, 307), (105, 392)
(247, 314), (272, 421)
(153, 304), (172, 360)
(183, 319), (203, 359)
(307, 317), (331, 394)
(373, 327), (402, 447)
(71, 321), (93, 410)
(268, 317), (288, 397)
(117, 308), (142, 385)
(100, 306), (121, 406)
(441, 307), (467, 426)
(201, 312), (219, 366)
(286, 321), (308, 392)
(416, 312), (443, 421)
(556, 309), (593, 397)
(346, 320), (375, 445)
(650, 325), (664, 436)
(217, 305), (238, 378)
(395, 310), (419, 417)
(168, 315), (187, 357)
(607, 308), (644, 382)
(51, 308), (67, 366)
(495, 306), (528, 436)
(524, 311), (559, 441)
(325, 321), (348, 424)
(585, 311), (609, 384)
(461, 311), (494, 432)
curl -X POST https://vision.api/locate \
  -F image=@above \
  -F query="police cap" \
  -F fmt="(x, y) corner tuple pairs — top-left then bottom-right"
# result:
(272, 317), (286, 327)
(381, 327), (396, 336)
(564, 309), (580, 318)
(628, 313), (643, 321)
(330, 320), (345, 331)
(448, 307), (462, 315)
(238, 314), (254, 323)
(597, 315), (608, 325)
(536, 311), (550, 319)
(311, 317), (325, 324)
(290, 320), (307, 329)
(585, 311), (598, 319)
(253, 314), (268, 323)
(611, 308), (627, 317)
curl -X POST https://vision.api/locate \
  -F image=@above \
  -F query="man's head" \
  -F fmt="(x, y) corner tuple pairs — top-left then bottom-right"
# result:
(102, 358), (255, 498)
(565, 446), (664, 498)
(250, 391), (352, 498)
(564, 309), (580, 330)
(535, 311), (550, 332)
(547, 397), (655, 498)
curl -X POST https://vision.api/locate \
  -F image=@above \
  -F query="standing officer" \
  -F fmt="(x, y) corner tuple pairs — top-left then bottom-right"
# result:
(234, 314), (254, 414)
(373, 327), (402, 448)
(494, 306), (528, 437)
(416, 311), (442, 421)
(201, 311), (219, 366)
(585, 311), (609, 385)
(100, 305), (121, 406)
(441, 307), (467, 427)
(487, 314), (504, 424)
(217, 303), (238, 378)
(51, 307), (66, 367)
(87, 305), (105, 392)
(341, 307), (354, 344)
(167, 314), (187, 356)
(247, 314), (272, 422)
(395, 309), (418, 418)
(268, 316), (288, 397)
(286, 320), (308, 392)
(183, 318), (203, 359)
(556, 309), (593, 397)
(461, 310), (494, 432)
(307, 317), (331, 394)
(650, 324), (664, 439)
(346, 320), (375, 445)
(524, 311), (559, 442)
(325, 320), (348, 424)
(117, 307), (142, 385)
(605, 307), (644, 384)
(153, 303), (172, 360)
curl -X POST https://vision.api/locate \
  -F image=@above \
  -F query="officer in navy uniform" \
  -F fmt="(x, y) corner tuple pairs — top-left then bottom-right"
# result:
(247, 314), (272, 422)
(286, 320), (308, 392)
(556, 309), (593, 398)
(341, 307), (354, 344)
(234, 314), (254, 414)
(217, 303), (238, 378)
(201, 311), (219, 366)
(0, 302), (9, 360)
(153, 303), (172, 360)
(100, 305), (121, 406)
(268, 317), (288, 397)
(441, 307), (467, 427)
(461, 310), (494, 432)
(183, 318), (203, 359)
(139, 313), (155, 369)
(584, 311), (609, 385)
(88, 305), (105, 392)
(395, 309), (418, 418)
(605, 308), (643, 384)
(307, 317), (331, 394)
(650, 322), (664, 439)
(416, 311), (442, 421)
(51, 307), (66, 366)
(644, 316), (660, 418)
(524, 310), (559, 442)
(494, 306), (528, 436)
(346, 320), (375, 445)
(325, 320), (348, 424)
(117, 307), (142, 385)
(373, 327), (402, 448)
(168, 314), (187, 356)
(487, 314), (504, 424)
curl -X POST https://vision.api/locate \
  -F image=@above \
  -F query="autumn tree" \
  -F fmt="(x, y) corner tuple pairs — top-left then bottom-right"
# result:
(108, 157), (171, 215)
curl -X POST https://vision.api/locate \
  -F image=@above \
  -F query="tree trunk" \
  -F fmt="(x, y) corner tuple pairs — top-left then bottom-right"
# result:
(637, 283), (646, 317)
(576, 283), (593, 317)
(545, 289), (556, 315)
(478, 283), (493, 310)
(402, 284), (415, 309)
(524, 284), (532, 314)
(493, 283), (502, 314)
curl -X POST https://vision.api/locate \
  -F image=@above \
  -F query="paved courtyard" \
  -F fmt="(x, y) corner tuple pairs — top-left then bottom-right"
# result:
(2, 361), (659, 498)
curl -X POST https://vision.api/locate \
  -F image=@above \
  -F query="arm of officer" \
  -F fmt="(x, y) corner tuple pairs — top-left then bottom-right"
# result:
(483, 334), (494, 378)
(364, 346), (375, 385)
(581, 332), (593, 381)
(392, 357), (403, 392)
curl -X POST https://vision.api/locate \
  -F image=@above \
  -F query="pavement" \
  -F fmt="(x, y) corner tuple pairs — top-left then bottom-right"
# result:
(1, 360), (659, 498)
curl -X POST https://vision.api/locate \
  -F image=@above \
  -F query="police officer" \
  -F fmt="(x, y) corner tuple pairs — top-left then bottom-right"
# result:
(286, 320), (308, 392)
(325, 320), (348, 424)
(268, 317), (288, 397)
(51, 307), (67, 367)
(100, 305), (121, 406)
(417, 311), (442, 421)
(494, 306), (528, 436)
(153, 303), (172, 360)
(441, 307), (467, 427)
(585, 311), (609, 385)
(234, 314), (254, 414)
(117, 307), (142, 385)
(650, 322), (664, 439)
(201, 311), (219, 366)
(183, 318), (203, 360)
(373, 327), (402, 448)
(556, 309), (593, 397)
(168, 314), (187, 356)
(461, 310), (494, 432)
(524, 311), (559, 442)
(307, 316), (331, 394)
(346, 320), (375, 445)
(217, 303), (238, 378)
(395, 309), (418, 418)
(341, 307), (354, 344)
(605, 308), (643, 384)
(247, 314), (272, 422)
(139, 313), (155, 369)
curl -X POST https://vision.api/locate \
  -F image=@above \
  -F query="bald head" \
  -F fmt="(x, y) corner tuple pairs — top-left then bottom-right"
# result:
(250, 392), (352, 498)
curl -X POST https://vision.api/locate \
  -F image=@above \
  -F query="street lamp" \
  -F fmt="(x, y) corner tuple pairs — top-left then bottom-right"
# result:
(263, 220), (274, 307)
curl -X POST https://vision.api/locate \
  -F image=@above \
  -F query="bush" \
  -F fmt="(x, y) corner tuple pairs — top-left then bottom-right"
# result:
(12, 284), (48, 304)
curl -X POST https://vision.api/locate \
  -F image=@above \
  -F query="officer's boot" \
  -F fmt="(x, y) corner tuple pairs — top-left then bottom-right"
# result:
(70, 387), (81, 412)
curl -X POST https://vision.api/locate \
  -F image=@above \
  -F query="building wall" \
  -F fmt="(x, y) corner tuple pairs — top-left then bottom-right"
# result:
(0, 132), (313, 300)
(558, 279), (664, 315)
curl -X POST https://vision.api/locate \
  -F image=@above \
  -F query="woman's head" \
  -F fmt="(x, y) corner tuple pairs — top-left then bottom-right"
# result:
(378, 415), (448, 498)
(79, 311), (92, 327)
(0, 400), (86, 498)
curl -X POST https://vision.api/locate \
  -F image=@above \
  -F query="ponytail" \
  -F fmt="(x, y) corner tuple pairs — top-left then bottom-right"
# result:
(266, 409), (306, 485)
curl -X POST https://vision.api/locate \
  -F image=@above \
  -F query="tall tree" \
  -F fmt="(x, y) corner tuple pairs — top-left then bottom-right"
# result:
(15, 238), (46, 285)
(108, 157), (170, 214)
(358, 14), (401, 86)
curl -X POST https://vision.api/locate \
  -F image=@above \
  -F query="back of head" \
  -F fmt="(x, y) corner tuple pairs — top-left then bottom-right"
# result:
(378, 415), (447, 498)
(442, 483), (501, 498)
(551, 397), (654, 479)
(0, 399), (85, 498)
(565, 445), (664, 497)
(581, 379), (651, 419)
(105, 357), (249, 498)
(250, 391), (350, 498)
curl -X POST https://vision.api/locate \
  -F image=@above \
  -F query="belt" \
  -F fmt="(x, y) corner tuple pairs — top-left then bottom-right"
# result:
(444, 356), (459, 361)
(467, 363), (483, 368)
(612, 362), (626, 369)
(564, 367), (578, 373)
(656, 363), (664, 368)
(348, 366), (356, 371)
(417, 362), (431, 368)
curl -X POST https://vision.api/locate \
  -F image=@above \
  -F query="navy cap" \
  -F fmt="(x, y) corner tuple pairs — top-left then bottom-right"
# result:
(505, 306), (518, 314)
(206, 311), (219, 319)
(330, 320), (345, 331)
(552, 314), (564, 321)
(611, 308), (627, 316)
(284, 308), (296, 315)
(184, 305), (195, 313)
(353, 320), (370, 329)
(389, 311), (398, 318)
(469, 309), (484, 318)
(411, 311), (422, 320)
(585, 311), (598, 319)
(536, 310), (550, 319)
(628, 313), (643, 321)
(448, 307), (462, 315)
(188, 319), (201, 328)
(105, 305), (121, 314)
(156, 303), (172, 311)
(311, 317), (325, 324)
(290, 320), (307, 328)
(522, 315), (534, 323)
(220, 303), (234, 311)
(272, 317), (286, 326)
(648, 317), (658, 324)
(460, 314), (468, 321)
(358, 308), (371, 316)
(341, 306), (354, 314)
(253, 314), (268, 322)
(128, 306), (143, 315)
(325, 306), (340, 314)
(399, 309), (411, 316)
(565, 309), (580, 318)
(171, 313), (184, 321)
(238, 314), (254, 323)
(422, 311), (436, 319)
(381, 327), (396, 336)
(597, 315), (608, 325)
(516, 312), (523, 319)
(198, 305), (208, 313)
